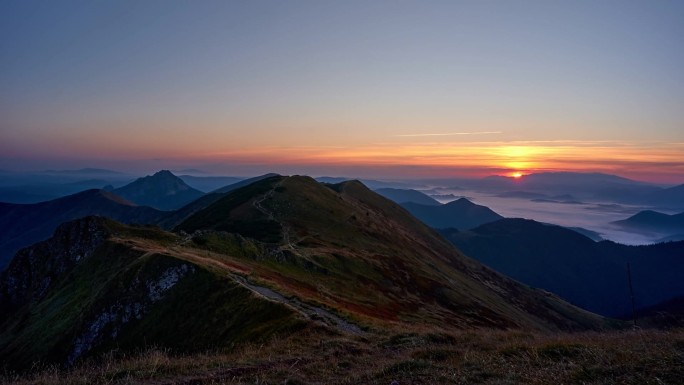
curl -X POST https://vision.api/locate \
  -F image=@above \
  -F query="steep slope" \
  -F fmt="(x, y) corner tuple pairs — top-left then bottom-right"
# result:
(401, 198), (504, 229)
(154, 176), (283, 230)
(374, 188), (440, 205)
(441, 218), (684, 317)
(113, 170), (204, 210)
(177, 176), (605, 331)
(0, 217), (302, 369)
(0, 190), (165, 270)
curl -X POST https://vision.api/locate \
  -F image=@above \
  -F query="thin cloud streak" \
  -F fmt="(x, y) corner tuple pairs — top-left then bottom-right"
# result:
(396, 131), (503, 137)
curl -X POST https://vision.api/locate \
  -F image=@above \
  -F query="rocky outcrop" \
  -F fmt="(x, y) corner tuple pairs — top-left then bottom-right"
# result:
(0, 216), (111, 316)
(67, 263), (195, 364)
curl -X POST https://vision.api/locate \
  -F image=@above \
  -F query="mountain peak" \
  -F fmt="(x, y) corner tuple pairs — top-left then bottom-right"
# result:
(152, 169), (176, 178)
(113, 170), (204, 210)
(447, 197), (476, 206)
(400, 197), (502, 230)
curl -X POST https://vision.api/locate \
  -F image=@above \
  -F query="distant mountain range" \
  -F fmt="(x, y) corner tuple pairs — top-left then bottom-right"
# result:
(212, 173), (280, 194)
(440, 218), (684, 317)
(0, 173), (286, 270)
(613, 210), (684, 233)
(401, 198), (504, 230)
(112, 170), (205, 210)
(369, 188), (503, 230)
(0, 190), (165, 268)
(427, 172), (683, 209)
(2, 170), (681, 209)
(374, 188), (440, 206)
(0, 176), (606, 368)
(178, 175), (243, 192)
(514, 173), (684, 209)
(641, 184), (684, 209)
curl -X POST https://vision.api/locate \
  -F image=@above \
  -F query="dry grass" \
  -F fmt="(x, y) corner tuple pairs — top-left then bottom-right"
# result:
(3, 326), (683, 385)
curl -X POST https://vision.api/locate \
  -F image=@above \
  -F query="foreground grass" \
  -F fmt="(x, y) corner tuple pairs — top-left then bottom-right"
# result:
(2, 327), (683, 384)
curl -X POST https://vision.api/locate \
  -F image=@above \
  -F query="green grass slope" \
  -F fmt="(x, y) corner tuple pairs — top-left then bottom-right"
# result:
(177, 176), (607, 332)
(0, 217), (302, 369)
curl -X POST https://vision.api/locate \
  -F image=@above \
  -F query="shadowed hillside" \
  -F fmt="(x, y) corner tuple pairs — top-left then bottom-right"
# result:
(0, 190), (165, 270)
(441, 218), (684, 317)
(400, 198), (504, 230)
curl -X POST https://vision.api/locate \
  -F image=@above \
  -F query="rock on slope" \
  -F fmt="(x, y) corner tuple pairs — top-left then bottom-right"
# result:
(0, 217), (300, 369)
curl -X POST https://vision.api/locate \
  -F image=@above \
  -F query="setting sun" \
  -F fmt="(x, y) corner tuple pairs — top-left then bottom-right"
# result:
(511, 172), (523, 178)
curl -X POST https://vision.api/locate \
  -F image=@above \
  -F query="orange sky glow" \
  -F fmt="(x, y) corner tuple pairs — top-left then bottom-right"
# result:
(2, 2), (683, 184)
(167, 140), (684, 183)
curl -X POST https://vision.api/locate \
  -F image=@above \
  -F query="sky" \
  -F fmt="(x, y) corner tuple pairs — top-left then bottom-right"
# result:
(1, 0), (683, 182)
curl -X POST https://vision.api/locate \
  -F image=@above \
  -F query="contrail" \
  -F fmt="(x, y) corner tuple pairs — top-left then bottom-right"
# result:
(396, 131), (503, 137)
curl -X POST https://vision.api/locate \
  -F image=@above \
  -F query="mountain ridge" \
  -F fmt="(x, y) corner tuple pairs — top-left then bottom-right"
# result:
(113, 170), (204, 211)
(0, 175), (615, 370)
(400, 198), (504, 230)
(441, 218), (684, 317)
(374, 187), (441, 205)
(613, 210), (684, 233)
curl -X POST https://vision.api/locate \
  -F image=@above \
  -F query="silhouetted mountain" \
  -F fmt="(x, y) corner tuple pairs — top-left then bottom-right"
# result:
(430, 172), (664, 204)
(0, 190), (165, 269)
(315, 177), (421, 189)
(641, 184), (684, 209)
(656, 234), (684, 243)
(518, 172), (661, 202)
(374, 188), (440, 205)
(113, 170), (204, 210)
(212, 173), (280, 193)
(0, 177), (606, 368)
(400, 198), (503, 229)
(440, 218), (684, 317)
(613, 210), (684, 233)
(0, 170), (136, 203)
(178, 175), (244, 192)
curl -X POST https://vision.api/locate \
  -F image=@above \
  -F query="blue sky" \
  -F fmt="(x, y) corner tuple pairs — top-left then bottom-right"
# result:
(1, 1), (683, 181)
